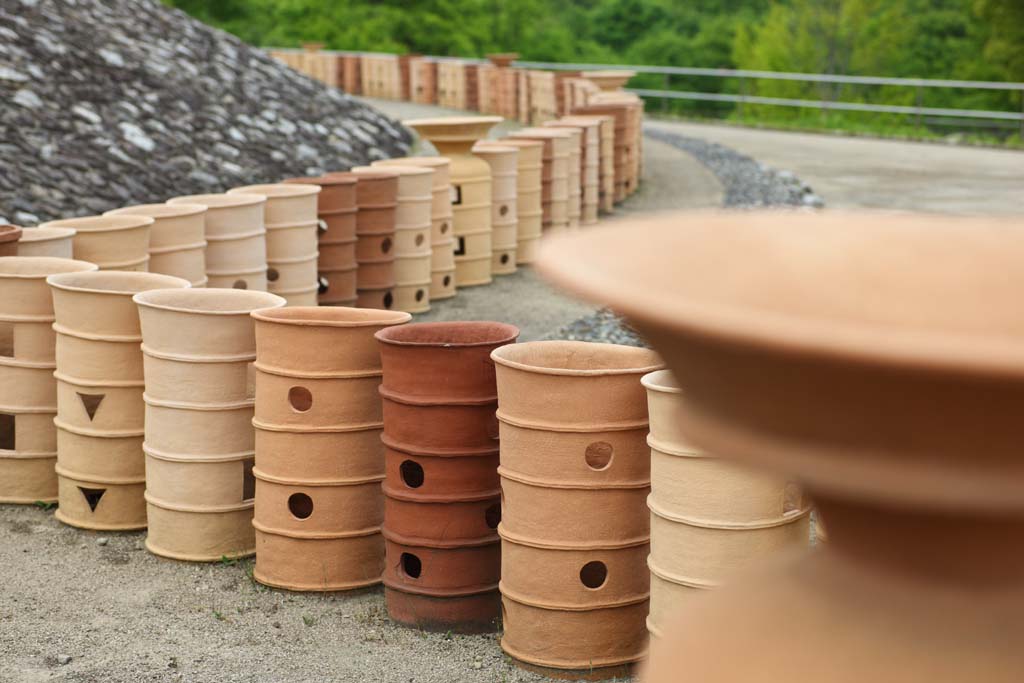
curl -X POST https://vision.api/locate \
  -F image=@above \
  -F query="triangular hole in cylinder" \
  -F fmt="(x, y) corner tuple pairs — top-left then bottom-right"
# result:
(78, 393), (105, 421)
(79, 487), (106, 512)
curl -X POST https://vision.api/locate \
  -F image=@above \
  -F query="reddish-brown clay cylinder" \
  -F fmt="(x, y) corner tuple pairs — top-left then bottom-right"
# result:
(0, 224), (22, 256)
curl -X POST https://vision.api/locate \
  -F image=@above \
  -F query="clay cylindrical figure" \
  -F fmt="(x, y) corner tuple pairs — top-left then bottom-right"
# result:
(471, 144), (519, 275)
(541, 125), (582, 230)
(377, 321), (519, 633)
(581, 70), (636, 93)
(41, 215), (153, 271)
(16, 227), (76, 258)
(492, 340), (662, 676)
(373, 157), (456, 301)
(251, 306), (410, 591)
(572, 102), (631, 202)
(488, 138), (544, 263)
(508, 128), (572, 234)
(546, 117), (601, 225)
(0, 224), (22, 256)
(0, 257), (98, 504)
(351, 169), (399, 310)
(283, 174), (359, 307)
(168, 193), (268, 291)
(403, 117), (503, 288)
(105, 204), (208, 286)
(229, 184), (322, 306)
(48, 271), (191, 530)
(134, 288), (285, 561)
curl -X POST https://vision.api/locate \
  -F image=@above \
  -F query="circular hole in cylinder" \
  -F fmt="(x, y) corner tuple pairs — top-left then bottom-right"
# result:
(485, 503), (501, 529)
(443, 275), (451, 287)
(232, 279), (248, 290)
(500, 205), (509, 216)
(399, 460), (424, 488)
(288, 493), (314, 520)
(440, 222), (449, 234)
(585, 441), (613, 470)
(400, 552), (422, 579)
(318, 276), (329, 294)
(579, 561), (607, 589)
(415, 234), (425, 247)
(267, 268), (279, 282)
(415, 289), (425, 302)
(381, 237), (392, 254)
(383, 291), (394, 309)
(500, 253), (510, 265)
(288, 386), (313, 412)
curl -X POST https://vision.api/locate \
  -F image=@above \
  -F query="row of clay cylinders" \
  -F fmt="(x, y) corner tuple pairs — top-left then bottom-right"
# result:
(547, 117), (602, 225)
(485, 138), (543, 264)
(168, 192), (269, 291)
(41, 214), (153, 271)
(0, 257), (97, 504)
(14, 225), (75, 258)
(374, 157), (457, 302)
(376, 322), (519, 633)
(492, 341), (663, 675)
(283, 174), (358, 306)
(49, 271), (190, 530)
(471, 143), (518, 275)
(351, 169), (399, 310)
(541, 125), (582, 229)
(251, 307), (410, 590)
(135, 288), (286, 561)
(573, 103), (630, 202)
(229, 184), (322, 305)
(361, 163), (435, 314)
(508, 128), (572, 234)
(105, 204), (209, 286)
(641, 370), (811, 639)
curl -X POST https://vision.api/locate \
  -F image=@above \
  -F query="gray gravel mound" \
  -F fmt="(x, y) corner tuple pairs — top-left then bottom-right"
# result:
(0, 0), (411, 225)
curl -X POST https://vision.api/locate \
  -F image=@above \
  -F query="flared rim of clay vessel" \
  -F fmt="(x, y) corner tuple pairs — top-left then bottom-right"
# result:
(511, 128), (573, 139)
(323, 171), (360, 182)
(404, 116), (503, 141)
(251, 305), (411, 328)
(471, 144), (518, 155)
(167, 193), (266, 208)
(0, 255), (97, 278)
(47, 270), (191, 296)
(492, 340), (661, 377)
(538, 210), (1024, 377)
(374, 157), (451, 169)
(105, 203), (206, 219)
(282, 175), (356, 187)
(228, 183), (321, 198)
(492, 138), (544, 151)
(376, 320), (520, 348)
(641, 369), (681, 395)
(133, 287), (285, 316)
(350, 168), (400, 180)
(17, 226), (76, 243)
(0, 224), (22, 243)
(358, 164), (432, 177)
(41, 214), (154, 232)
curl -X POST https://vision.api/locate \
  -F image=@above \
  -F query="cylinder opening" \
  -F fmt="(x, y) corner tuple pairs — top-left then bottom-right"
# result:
(579, 561), (607, 589)
(400, 552), (422, 579)
(267, 268), (280, 282)
(0, 413), (14, 449)
(288, 386), (313, 412)
(0, 322), (12, 358)
(485, 503), (501, 529)
(287, 492), (314, 520)
(399, 460), (425, 488)
(232, 279), (248, 290)
(381, 237), (393, 254)
(585, 441), (614, 471)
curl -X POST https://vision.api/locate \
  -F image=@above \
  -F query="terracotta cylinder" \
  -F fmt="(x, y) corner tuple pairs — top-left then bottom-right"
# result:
(492, 340), (662, 674)
(571, 103), (630, 202)
(403, 117), (503, 288)
(352, 169), (399, 310)
(508, 128), (572, 234)
(48, 271), (190, 530)
(105, 204), (208, 286)
(472, 144), (519, 275)
(16, 226), (75, 258)
(41, 215), (152, 271)
(542, 123), (587, 229)
(491, 138), (544, 263)
(376, 321), (519, 633)
(134, 288), (285, 561)
(168, 193), (268, 291)
(251, 306), (409, 591)
(553, 117), (603, 224)
(0, 224), (21, 256)
(0, 257), (98, 504)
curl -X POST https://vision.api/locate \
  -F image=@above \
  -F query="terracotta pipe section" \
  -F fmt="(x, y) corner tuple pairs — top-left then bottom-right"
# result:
(0, 257), (97, 504)
(376, 321), (519, 633)
(104, 204), (208, 287)
(282, 174), (359, 307)
(544, 118), (601, 226)
(48, 271), (191, 531)
(350, 169), (399, 310)
(641, 369), (810, 640)
(0, 224), (22, 256)
(491, 340), (662, 675)
(251, 306), (410, 591)
(507, 128), (573, 235)
(41, 214), (153, 272)
(486, 139), (544, 264)
(15, 227), (76, 258)
(134, 288), (285, 562)
(471, 144), (519, 275)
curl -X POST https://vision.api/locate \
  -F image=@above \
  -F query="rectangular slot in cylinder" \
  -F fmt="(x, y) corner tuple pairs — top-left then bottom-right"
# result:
(0, 322), (13, 357)
(0, 413), (14, 450)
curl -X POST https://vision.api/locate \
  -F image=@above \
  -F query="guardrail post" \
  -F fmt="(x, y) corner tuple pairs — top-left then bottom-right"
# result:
(663, 73), (670, 114)
(738, 76), (745, 120)
(915, 86), (923, 130)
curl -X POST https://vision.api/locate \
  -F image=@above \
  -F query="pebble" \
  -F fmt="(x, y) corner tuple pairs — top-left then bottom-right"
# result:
(57, 654), (72, 665)
(13, 89), (42, 109)
(96, 537), (109, 546)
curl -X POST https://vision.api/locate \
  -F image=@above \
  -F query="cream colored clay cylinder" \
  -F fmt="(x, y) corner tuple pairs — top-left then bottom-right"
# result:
(472, 144), (519, 275)
(16, 227), (76, 258)
(41, 215), (153, 271)
(106, 203), (208, 286)
(492, 138), (543, 264)
(543, 126), (581, 230)
(134, 288), (286, 561)
(546, 117), (600, 226)
(0, 257), (98, 504)
(168, 193), (268, 292)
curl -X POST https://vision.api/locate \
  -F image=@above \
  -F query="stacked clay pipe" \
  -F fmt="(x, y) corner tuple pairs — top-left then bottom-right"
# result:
(541, 125), (582, 230)
(372, 157), (457, 301)
(48, 271), (190, 530)
(482, 139), (544, 264)
(105, 204), (208, 286)
(135, 288), (285, 561)
(402, 117), (503, 288)
(572, 103), (631, 202)
(251, 307), (410, 591)
(0, 257), (97, 504)
(16, 227), (76, 258)
(507, 128), (572, 234)
(376, 322), (519, 633)
(351, 169), (399, 310)
(356, 164), (434, 313)
(229, 184), (322, 306)
(492, 340), (662, 676)
(168, 193), (268, 291)
(546, 117), (602, 225)
(470, 144), (518, 275)
(0, 225), (21, 255)
(641, 369), (811, 639)
(283, 174), (359, 306)
(41, 215), (153, 271)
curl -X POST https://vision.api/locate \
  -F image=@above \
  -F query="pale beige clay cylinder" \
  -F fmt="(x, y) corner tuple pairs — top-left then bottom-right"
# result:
(41, 214), (153, 271)
(134, 288), (285, 561)
(546, 118), (601, 225)
(105, 204), (208, 287)
(16, 227), (76, 258)
(492, 138), (544, 264)
(48, 270), (190, 530)
(542, 125), (582, 230)
(472, 144), (519, 275)
(508, 128), (572, 235)
(0, 257), (98, 504)
(351, 169), (399, 311)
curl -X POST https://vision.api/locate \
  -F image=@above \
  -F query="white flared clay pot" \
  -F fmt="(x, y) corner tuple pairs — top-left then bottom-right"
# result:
(265, 221), (319, 261)
(228, 184), (321, 227)
(41, 215), (153, 271)
(430, 268), (457, 301)
(16, 227), (75, 258)
(167, 193), (266, 238)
